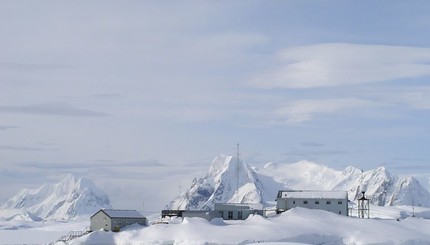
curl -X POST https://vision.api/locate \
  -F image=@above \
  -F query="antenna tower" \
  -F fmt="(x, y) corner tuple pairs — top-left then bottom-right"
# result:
(236, 143), (240, 203)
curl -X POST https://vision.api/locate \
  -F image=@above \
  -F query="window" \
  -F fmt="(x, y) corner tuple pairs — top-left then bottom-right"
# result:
(338, 201), (343, 205)
(238, 211), (243, 219)
(228, 211), (233, 219)
(293, 201), (296, 204)
(303, 200), (308, 204)
(315, 201), (319, 204)
(326, 201), (331, 204)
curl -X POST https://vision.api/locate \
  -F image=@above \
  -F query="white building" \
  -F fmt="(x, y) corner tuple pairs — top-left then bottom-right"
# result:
(276, 190), (348, 216)
(215, 203), (264, 220)
(90, 209), (147, 232)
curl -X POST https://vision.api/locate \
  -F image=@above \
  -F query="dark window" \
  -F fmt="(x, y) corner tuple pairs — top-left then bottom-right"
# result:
(326, 201), (331, 204)
(303, 200), (308, 204)
(315, 201), (319, 204)
(228, 211), (233, 219)
(293, 201), (296, 204)
(338, 201), (343, 205)
(238, 211), (243, 219)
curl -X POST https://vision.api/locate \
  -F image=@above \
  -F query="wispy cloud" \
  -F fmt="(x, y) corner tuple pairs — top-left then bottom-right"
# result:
(401, 87), (430, 110)
(16, 160), (167, 170)
(273, 98), (374, 123)
(251, 43), (430, 88)
(0, 103), (108, 117)
(0, 125), (18, 130)
(0, 145), (49, 152)
(301, 142), (324, 147)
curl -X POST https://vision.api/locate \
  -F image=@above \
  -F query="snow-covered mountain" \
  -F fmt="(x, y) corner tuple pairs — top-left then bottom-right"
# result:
(167, 156), (430, 210)
(1, 174), (111, 220)
(262, 161), (430, 207)
(166, 155), (264, 210)
(0, 208), (43, 222)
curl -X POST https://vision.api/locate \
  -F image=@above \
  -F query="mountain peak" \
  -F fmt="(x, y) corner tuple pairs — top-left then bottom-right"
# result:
(1, 174), (111, 220)
(166, 154), (263, 210)
(168, 156), (430, 210)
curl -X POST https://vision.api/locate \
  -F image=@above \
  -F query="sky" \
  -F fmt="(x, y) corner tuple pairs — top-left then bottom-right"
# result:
(1, 1), (430, 212)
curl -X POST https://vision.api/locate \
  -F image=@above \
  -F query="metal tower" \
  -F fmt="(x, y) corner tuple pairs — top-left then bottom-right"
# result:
(358, 191), (370, 218)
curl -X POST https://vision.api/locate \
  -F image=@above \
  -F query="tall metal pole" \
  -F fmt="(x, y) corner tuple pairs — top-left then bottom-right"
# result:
(237, 143), (240, 203)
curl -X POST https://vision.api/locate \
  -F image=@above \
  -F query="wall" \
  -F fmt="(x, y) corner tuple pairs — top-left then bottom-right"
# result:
(90, 211), (111, 231)
(277, 198), (348, 216)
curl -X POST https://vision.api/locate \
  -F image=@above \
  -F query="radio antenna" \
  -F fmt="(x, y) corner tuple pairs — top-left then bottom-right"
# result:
(236, 143), (240, 203)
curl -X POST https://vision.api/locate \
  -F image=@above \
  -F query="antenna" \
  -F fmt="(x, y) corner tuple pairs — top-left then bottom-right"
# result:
(237, 143), (240, 203)
(178, 182), (182, 196)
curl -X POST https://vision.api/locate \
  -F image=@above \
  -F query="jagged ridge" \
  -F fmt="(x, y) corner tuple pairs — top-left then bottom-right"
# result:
(1, 174), (111, 220)
(167, 156), (430, 209)
(166, 155), (263, 210)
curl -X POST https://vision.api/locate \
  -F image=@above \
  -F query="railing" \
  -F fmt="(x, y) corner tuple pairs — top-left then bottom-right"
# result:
(55, 226), (91, 243)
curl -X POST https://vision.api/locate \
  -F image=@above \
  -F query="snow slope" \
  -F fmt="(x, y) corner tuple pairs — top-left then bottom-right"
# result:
(1, 174), (111, 220)
(0, 208), (43, 222)
(169, 157), (430, 209)
(69, 207), (430, 245)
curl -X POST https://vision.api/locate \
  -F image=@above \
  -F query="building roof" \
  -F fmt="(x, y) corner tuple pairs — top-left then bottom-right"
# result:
(277, 190), (347, 199)
(214, 203), (264, 210)
(92, 209), (145, 219)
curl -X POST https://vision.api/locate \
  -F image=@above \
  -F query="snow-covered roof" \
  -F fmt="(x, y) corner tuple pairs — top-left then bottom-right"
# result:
(277, 190), (347, 199)
(214, 203), (263, 210)
(100, 209), (145, 218)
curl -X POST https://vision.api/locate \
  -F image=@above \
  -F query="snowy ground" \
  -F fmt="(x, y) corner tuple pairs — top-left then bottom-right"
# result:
(1, 206), (430, 245)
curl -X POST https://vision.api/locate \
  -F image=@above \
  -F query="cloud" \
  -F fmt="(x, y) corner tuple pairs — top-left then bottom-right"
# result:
(0, 103), (108, 117)
(251, 43), (430, 88)
(0, 145), (49, 151)
(0, 125), (18, 130)
(401, 87), (430, 110)
(273, 98), (374, 123)
(301, 142), (324, 147)
(0, 61), (66, 71)
(16, 160), (166, 170)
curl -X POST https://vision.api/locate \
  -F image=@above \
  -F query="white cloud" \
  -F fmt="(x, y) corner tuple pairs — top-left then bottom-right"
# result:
(273, 98), (374, 123)
(401, 88), (430, 110)
(252, 43), (430, 88)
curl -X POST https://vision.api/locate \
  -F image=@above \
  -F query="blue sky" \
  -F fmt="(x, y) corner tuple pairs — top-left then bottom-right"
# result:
(1, 1), (430, 211)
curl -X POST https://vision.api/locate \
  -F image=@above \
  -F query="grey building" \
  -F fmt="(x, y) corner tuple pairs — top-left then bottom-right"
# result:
(161, 203), (264, 221)
(276, 190), (348, 216)
(214, 203), (264, 220)
(90, 209), (147, 232)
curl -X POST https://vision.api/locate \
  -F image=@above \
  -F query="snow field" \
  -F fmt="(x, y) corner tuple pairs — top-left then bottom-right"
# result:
(68, 207), (430, 245)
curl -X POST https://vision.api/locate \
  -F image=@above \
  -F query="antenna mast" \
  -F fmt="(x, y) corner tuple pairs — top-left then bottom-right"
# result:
(237, 143), (240, 203)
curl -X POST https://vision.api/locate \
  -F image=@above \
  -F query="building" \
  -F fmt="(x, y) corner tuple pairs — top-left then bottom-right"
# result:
(214, 203), (264, 220)
(161, 203), (264, 221)
(276, 190), (348, 216)
(90, 209), (147, 232)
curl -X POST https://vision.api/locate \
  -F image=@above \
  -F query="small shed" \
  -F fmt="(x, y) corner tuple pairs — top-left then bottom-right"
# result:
(214, 203), (264, 220)
(90, 209), (147, 232)
(276, 190), (348, 216)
